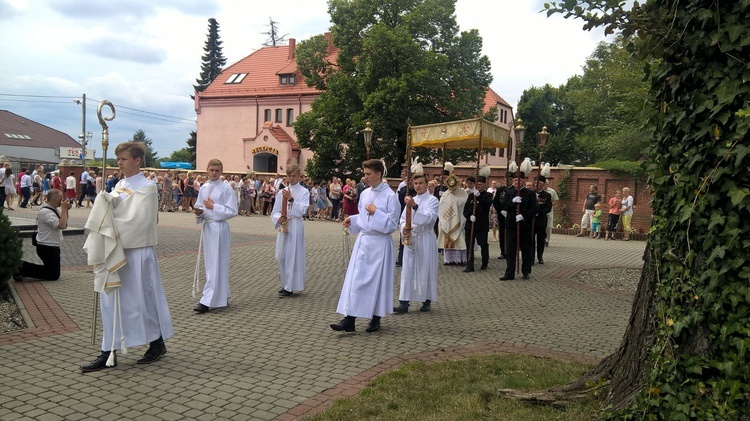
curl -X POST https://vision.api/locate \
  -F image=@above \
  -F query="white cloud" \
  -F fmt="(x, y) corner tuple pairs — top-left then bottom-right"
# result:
(1, 0), (611, 159)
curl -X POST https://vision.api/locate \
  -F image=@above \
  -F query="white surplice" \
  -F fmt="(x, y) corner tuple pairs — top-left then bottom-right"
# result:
(91, 173), (173, 351)
(270, 183), (310, 292)
(194, 179), (238, 308)
(336, 181), (400, 318)
(399, 191), (439, 303)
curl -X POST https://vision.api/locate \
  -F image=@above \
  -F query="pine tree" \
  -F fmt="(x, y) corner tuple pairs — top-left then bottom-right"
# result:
(192, 18), (227, 99)
(261, 18), (288, 47)
(185, 131), (196, 167)
(130, 129), (158, 168)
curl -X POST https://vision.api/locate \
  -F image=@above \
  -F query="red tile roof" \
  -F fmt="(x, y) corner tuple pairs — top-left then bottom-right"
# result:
(0, 110), (81, 148)
(199, 34), (340, 99)
(483, 88), (511, 113)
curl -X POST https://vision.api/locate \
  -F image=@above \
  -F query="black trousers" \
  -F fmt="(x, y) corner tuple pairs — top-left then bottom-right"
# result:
(465, 226), (489, 269)
(20, 244), (61, 280)
(77, 184), (86, 206)
(497, 218), (506, 256)
(0, 187), (5, 210)
(21, 187), (31, 207)
(531, 223), (547, 263)
(504, 227), (532, 278)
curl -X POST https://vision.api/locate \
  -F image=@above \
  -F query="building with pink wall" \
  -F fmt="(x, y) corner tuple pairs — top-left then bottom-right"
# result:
(195, 32), (516, 175)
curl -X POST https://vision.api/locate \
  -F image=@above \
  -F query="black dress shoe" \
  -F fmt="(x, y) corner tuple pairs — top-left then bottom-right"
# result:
(499, 275), (514, 281)
(12, 273), (23, 282)
(522, 273), (530, 280)
(497, 255), (506, 259)
(330, 317), (355, 332)
(480, 264), (488, 270)
(393, 303), (409, 313)
(538, 259), (544, 264)
(419, 300), (431, 312)
(137, 340), (167, 364)
(278, 288), (285, 294)
(395, 261), (402, 267)
(81, 351), (116, 373)
(193, 303), (209, 313)
(278, 289), (293, 298)
(365, 317), (380, 333)
(463, 266), (474, 273)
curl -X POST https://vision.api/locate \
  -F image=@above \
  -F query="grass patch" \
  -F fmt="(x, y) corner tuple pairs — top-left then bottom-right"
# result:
(308, 353), (601, 421)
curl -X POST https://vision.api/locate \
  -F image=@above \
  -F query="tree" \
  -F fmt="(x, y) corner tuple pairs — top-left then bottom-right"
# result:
(192, 18), (227, 99)
(516, 83), (581, 166)
(261, 17), (289, 47)
(510, 1), (750, 418)
(564, 37), (651, 164)
(185, 131), (196, 167)
(294, 0), (493, 180)
(130, 129), (158, 168)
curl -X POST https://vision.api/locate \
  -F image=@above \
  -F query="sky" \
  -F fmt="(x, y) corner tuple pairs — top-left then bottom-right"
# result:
(0, 0), (609, 161)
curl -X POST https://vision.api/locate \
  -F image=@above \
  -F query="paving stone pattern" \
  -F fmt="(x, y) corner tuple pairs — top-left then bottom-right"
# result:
(0, 206), (646, 420)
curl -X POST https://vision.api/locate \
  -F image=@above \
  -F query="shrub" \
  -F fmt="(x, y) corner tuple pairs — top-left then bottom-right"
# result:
(0, 212), (23, 295)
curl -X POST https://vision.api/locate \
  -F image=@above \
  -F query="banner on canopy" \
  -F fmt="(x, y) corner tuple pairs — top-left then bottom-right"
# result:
(409, 118), (510, 149)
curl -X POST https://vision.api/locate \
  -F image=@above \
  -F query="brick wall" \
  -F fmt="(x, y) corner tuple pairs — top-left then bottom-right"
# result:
(403, 164), (652, 234)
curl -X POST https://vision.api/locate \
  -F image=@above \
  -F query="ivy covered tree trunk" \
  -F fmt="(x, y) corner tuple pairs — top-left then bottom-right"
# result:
(540, 1), (750, 418)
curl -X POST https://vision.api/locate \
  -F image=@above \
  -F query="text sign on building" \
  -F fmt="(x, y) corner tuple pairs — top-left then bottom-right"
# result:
(59, 147), (94, 159)
(250, 146), (279, 155)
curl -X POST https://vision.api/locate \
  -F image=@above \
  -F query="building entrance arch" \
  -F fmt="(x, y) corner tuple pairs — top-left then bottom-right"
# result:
(253, 153), (277, 173)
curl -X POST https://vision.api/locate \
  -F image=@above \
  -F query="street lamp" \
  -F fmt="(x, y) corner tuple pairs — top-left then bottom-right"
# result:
(514, 118), (526, 165)
(362, 121), (373, 160)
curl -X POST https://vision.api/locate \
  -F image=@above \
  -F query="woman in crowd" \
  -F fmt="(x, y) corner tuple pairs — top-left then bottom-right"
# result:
(2, 168), (16, 210)
(316, 181), (328, 220)
(41, 172), (52, 204)
(261, 178), (276, 215)
(342, 178), (358, 219)
(329, 177), (343, 222)
(238, 177), (254, 216)
(605, 189), (623, 240)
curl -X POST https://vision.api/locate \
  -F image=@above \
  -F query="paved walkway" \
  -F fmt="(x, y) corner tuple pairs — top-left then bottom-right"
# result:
(0, 206), (646, 420)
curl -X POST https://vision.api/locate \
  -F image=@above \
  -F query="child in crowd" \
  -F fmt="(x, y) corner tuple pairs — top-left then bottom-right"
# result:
(591, 203), (603, 239)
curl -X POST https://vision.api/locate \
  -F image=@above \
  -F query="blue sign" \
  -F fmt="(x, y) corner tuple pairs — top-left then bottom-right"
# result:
(79, 153), (84, 159)
(159, 162), (193, 169)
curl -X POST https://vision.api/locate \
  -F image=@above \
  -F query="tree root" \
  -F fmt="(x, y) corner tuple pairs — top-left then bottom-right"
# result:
(499, 379), (609, 409)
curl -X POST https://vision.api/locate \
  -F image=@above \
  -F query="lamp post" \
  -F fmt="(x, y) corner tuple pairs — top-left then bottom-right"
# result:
(536, 125), (549, 188)
(73, 94), (88, 169)
(512, 119), (526, 274)
(362, 121), (373, 160)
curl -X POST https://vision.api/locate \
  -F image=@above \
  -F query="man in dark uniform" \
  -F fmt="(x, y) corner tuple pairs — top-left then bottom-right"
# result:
(462, 170), (493, 272)
(396, 169), (412, 267)
(500, 171), (538, 280)
(492, 177), (508, 259)
(531, 176), (553, 265)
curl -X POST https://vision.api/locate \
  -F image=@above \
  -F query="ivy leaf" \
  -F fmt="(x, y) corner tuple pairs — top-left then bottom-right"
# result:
(728, 187), (749, 206)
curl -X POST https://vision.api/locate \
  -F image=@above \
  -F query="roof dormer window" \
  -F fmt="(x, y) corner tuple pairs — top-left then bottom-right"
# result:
(225, 73), (248, 84)
(279, 74), (296, 85)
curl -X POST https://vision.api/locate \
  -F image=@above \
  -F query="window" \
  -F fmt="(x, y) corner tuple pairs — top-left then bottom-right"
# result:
(286, 109), (294, 126)
(275, 109), (282, 123)
(225, 73), (248, 84)
(279, 73), (296, 85)
(264, 109), (272, 122)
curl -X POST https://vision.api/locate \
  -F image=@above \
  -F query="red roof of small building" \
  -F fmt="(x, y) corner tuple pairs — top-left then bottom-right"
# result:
(483, 88), (511, 114)
(0, 110), (81, 148)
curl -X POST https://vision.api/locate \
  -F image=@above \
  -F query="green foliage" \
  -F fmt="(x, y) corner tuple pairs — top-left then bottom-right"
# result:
(0, 212), (23, 294)
(129, 129), (158, 168)
(546, 0), (750, 418)
(192, 18), (227, 99)
(589, 159), (645, 177)
(295, 0), (492, 180)
(517, 37), (652, 166)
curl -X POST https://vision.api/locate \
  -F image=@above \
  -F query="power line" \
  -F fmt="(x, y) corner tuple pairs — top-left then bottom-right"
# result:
(0, 92), (196, 124)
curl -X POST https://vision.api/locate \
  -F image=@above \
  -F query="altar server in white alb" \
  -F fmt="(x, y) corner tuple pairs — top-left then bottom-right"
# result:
(81, 142), (173, 373)
(270, 164), (309, 297)
(192, 159), (238, 314)
(393, 165), (439, 314)
(330, 159), (400, 333)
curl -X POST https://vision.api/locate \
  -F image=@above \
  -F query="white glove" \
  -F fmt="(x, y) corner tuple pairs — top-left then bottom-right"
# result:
(501, 210), (507, 218)
(473, 189), (479, 196)
(512, 196), (522, 203)
(516, 214), (524, 222)
(470, 215), (476, 222)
